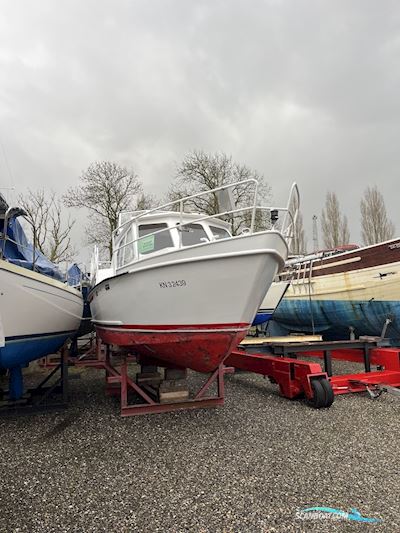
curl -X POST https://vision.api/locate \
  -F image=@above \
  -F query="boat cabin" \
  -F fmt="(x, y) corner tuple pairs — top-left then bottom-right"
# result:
(113, 211), (232, 272)
(90, 178), (300, 285)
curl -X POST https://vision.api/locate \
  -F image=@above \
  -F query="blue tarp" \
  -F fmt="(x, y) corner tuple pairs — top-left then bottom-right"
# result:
(1, 216), (64, 281)
(67, 263), (89, 286)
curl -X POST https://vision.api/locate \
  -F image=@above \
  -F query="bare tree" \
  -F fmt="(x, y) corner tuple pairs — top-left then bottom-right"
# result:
(18, 189), (76, 263)
(360, 186), (395, 245)
(169, 150), (272, 234)
(64, 161), (145, 259)
(321, 191), (350, 248)
(135, 192), (159, 211)
(292, 211), (307, 255)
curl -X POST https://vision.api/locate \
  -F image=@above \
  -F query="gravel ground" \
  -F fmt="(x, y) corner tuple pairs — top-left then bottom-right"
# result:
(0, 360), (399, 533)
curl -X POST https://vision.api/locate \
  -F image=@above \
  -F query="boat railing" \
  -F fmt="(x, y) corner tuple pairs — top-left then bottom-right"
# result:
(112, 180), (299, 269)
(90, 245), (112, 279)
(116, 178), (260, 232)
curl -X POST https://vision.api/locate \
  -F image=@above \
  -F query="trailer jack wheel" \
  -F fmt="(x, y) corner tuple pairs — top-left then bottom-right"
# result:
(307, 378), (334, 409)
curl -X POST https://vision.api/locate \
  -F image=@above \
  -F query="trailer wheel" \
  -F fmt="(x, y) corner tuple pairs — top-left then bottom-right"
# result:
(307, 378), (334, 409)
(320, 378), (334, 407)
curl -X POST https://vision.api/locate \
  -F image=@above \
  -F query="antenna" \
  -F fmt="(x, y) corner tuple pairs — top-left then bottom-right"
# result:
(312, 214), (319, 252)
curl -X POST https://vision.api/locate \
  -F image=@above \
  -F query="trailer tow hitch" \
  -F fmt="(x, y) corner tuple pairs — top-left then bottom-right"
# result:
(349, 380), (400, 400)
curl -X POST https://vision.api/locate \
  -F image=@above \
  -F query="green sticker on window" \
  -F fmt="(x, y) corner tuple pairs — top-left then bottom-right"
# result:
(138, 234), (155, 253)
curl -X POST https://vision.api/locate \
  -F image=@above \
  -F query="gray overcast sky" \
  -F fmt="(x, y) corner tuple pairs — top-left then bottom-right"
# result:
(1, 0), (399, 263)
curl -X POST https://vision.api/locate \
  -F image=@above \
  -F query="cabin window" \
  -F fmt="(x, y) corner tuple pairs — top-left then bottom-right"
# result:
(138, 223), (173, 254)
(179, 223), (209, 246)
(210, 226), (230, 240)
(116, 227), (135, 267)
(117, 249), (123, 268)
(116, 233), (126, 267)
(124, 227), (135, 264)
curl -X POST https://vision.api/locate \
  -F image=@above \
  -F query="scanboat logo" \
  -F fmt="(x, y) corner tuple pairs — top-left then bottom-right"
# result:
(296, 507), (382, 523)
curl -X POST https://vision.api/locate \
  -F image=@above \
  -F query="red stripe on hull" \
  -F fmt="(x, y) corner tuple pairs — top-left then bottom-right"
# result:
(96, 327), (248, 372)
(96, 322), (249, 331)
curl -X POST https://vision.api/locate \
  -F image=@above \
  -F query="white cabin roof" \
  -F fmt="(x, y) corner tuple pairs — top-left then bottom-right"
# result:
(118, 210), (231, 231)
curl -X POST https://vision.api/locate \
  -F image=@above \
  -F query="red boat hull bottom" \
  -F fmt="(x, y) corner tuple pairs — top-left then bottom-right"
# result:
(96, 325), (249, 372)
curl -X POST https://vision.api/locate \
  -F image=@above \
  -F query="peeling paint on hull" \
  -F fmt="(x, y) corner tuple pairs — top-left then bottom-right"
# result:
(96, 325), (248, 372)
(274, 299), (400, 339)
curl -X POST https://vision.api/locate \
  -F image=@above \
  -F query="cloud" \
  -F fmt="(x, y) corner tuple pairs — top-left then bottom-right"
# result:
(0, 0), (399, 261)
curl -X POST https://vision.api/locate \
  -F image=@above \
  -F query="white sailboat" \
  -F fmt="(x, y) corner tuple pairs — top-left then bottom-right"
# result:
(0, 200), (83, 399)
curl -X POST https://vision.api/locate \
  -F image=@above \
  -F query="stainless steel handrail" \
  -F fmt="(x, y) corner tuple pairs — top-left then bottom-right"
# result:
(114, 178), (259, 234)
(112, 181), (299, 270)
(113, 204), (294, 264)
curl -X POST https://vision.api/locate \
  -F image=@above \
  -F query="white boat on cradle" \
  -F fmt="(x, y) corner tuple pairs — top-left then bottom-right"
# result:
(0, 200), (83, 399)
(89, 179), (299, 372)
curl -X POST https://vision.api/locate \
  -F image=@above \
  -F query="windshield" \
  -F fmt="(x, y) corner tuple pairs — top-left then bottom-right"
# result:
(179, 223), (209, 246)
(210, 225), (231, 240)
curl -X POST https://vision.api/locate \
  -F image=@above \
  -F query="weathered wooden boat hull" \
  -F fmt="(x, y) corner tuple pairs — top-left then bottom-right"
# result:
(274, 299), (400, 339)
(272, 239), (400, 339)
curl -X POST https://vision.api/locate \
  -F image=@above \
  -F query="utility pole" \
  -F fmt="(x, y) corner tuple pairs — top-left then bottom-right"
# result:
(312, 214), (319, 252)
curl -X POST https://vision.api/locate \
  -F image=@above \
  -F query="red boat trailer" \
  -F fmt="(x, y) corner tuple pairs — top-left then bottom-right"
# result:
(226, 349), (332, 407)
(38, 337), (400, 415)
(229, 338), (400, 408)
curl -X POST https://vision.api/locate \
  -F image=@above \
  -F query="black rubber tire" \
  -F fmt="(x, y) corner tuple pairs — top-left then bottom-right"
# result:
(307, 379), (325, 408)
(307, 378), (333, 409)
(320, 378), (335, 407)
(307, 378), (335, 408)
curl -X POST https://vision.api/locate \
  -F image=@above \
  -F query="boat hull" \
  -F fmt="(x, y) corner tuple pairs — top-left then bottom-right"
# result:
(0, 259), (83, 369)
(90, 231), (288, 372)
(273, 239), (400, 339)
(252, 281), (290, 326)
(97, 324), (247, 372)
(274, 298), (400, 339)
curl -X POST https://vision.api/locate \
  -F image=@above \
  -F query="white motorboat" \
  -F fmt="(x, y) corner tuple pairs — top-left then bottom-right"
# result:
(89, 180), (298, 372)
